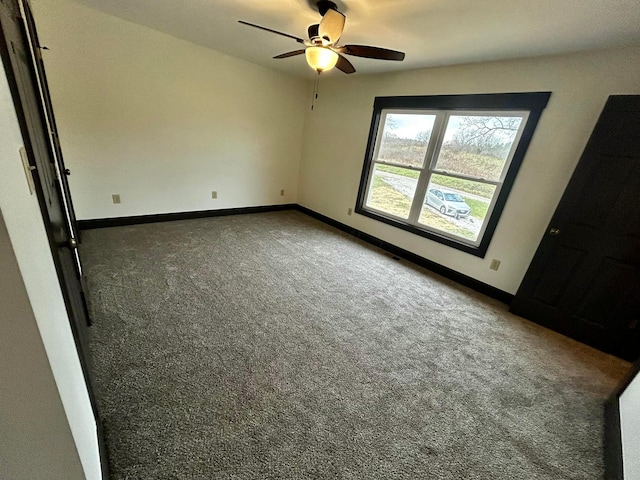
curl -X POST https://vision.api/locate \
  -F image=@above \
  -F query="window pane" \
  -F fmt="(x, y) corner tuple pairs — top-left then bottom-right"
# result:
(366, 164), (419, 219)
(377, 113), (436, 168)
(419, 174), (497, 242)
(435, 115), (523, 181)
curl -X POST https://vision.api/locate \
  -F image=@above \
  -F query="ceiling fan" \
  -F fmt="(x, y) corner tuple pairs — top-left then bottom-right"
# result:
(239, 0), (405, 74)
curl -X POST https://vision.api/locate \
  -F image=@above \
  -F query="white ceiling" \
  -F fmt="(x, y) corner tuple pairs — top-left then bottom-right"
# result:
(70, 0), (640, 78)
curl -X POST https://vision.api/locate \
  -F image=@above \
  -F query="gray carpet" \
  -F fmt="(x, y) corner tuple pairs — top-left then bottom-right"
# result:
(81, 210), (630, 480)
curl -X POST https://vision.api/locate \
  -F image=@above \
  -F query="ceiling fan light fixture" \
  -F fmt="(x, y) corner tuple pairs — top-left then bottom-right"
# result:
(305, 46), (339, 72)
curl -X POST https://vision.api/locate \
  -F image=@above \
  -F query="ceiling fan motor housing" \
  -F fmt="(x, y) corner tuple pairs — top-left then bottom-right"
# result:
(317, 1), (339, 16)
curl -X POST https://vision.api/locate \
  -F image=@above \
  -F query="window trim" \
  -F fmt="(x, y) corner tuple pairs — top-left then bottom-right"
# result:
(355, 92), (551, 257)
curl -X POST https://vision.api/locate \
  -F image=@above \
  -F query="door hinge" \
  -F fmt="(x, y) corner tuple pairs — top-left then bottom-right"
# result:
(19, 147), (36, 195)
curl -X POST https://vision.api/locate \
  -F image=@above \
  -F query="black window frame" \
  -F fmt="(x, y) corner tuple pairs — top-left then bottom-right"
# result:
(355, 92), (551, 257)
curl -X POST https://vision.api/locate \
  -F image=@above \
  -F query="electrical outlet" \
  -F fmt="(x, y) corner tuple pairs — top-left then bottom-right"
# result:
(490, 259), (501, 271)
(280, 189), (285, 196)
(211, 191), (217, 199)
(112, 194), (121, 204)
(347, 208), (353, 216)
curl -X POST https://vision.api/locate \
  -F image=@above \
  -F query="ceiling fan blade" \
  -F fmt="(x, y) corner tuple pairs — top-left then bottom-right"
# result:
(335, 54), (355, 74)
(273, 50), (306, 59)
(337, 45), (405, 61)
(238, 20), (304, 44)
(318, 8), (345, 44)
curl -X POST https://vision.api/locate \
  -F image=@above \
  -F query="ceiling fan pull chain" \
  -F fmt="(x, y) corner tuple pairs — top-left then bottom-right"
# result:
(311, 71), (320, 110)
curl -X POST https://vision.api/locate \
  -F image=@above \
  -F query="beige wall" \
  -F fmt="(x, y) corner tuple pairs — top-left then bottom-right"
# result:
(298, 47), (640, 294)
(31, 0), (308, 220)
(0, 213), (85, 480)
(0, 59), (99, 478)
(620, 368), (640, 479)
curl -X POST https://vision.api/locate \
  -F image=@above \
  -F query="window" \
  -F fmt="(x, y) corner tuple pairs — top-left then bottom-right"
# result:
(355, 93), (550, 257)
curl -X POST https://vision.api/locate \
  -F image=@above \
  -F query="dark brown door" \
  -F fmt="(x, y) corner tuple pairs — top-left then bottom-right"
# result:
(0, 0), (90, 345)
(22, 0), (82, 247)
(0, 0), (108, 475)
(19, 0), (91, 316)
(511, 96), (640, 361)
